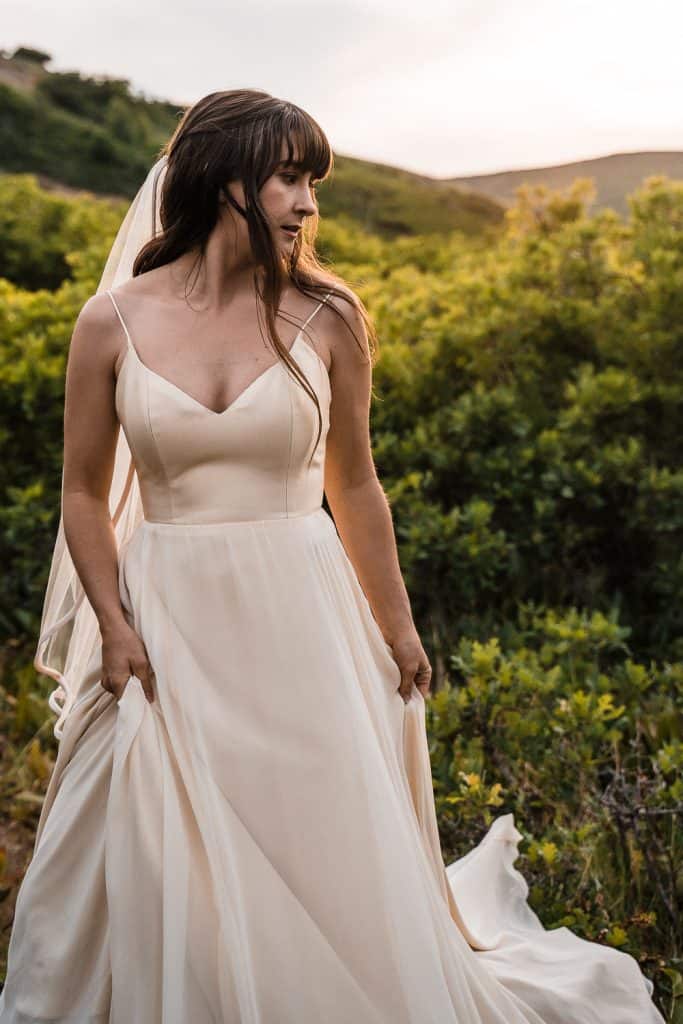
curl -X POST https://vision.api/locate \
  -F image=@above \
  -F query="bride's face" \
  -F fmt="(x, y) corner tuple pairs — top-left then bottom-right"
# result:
(260, 145), (319, 253)
(219, 141), (319, 261)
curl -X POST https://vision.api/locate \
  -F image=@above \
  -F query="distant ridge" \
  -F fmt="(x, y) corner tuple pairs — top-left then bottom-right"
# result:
(448, 151), (683, 217)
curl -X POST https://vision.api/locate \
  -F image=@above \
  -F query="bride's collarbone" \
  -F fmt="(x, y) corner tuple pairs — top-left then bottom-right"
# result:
(114, 330), (328, 417)
(110, 294), (331, 397)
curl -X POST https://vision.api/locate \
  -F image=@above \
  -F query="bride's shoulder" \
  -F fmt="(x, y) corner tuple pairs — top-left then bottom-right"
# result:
(70, 281), (147, 374)
(73, 289), (121, 339)
(64, 292), (125, 386)
(321, 282), (362, 316)
(319, 284), (371, 366)
(77, 268), (166, 335)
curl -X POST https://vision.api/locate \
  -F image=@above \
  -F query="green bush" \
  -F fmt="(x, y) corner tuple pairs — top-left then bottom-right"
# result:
(428, 605), (682, 1018)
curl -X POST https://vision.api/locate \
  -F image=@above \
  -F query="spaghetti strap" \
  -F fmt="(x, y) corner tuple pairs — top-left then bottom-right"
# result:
(106, 289), (135, 354)
(300, 290), (333, 333)
(105, 287), (332, 356)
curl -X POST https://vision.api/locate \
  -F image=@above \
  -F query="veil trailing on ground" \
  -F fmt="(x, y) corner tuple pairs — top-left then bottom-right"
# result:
(33, 154), (169, 741)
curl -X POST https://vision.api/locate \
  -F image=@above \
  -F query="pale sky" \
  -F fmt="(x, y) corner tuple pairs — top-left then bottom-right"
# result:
(3, 0), (682, 177)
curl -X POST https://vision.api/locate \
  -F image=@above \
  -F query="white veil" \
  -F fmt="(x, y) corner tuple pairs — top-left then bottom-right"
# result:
(33, 154), (169, 741)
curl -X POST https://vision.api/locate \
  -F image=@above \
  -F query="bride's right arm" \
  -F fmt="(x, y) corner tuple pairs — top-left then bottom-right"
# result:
(60, 294), (155, 703)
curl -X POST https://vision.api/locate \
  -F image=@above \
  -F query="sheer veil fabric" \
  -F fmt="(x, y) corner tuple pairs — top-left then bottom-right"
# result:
(33, 154), (168, 742)
(0, 152), (666, 1024)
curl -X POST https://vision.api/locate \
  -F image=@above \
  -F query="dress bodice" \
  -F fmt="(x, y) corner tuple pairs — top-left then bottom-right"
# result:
(108, 290), (332, 525)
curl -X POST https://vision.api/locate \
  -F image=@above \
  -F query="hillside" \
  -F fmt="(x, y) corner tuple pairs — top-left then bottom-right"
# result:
(450, 150), (683, 217)
(2, 46), (680, 232)
(0, 50), (504, 239)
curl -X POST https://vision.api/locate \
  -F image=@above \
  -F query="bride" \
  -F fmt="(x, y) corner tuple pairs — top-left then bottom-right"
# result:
(0, 89), (665, 1023)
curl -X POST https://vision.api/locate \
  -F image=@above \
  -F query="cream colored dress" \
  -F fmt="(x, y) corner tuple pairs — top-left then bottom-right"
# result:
(0, 291), (665, 1023)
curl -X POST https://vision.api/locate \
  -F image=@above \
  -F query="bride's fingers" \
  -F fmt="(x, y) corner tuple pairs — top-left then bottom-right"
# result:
(132, 660), (156, 703)
(398, 666), (418, 702)
(101, 672), (129, 701)
(415, 666), (432, 698)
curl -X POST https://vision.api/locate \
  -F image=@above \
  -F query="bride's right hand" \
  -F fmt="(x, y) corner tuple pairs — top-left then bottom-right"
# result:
(100, 619), (156, 703)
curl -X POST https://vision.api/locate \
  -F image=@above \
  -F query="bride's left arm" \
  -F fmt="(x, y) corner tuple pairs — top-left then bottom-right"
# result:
(322, 291), (432, 701)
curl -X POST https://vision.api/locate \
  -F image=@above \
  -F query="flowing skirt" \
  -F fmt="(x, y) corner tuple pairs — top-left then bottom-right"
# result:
(0, 508), (664, 1023)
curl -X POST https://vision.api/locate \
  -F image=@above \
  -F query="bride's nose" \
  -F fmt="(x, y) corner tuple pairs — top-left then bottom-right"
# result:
(295, 189), (318, 218)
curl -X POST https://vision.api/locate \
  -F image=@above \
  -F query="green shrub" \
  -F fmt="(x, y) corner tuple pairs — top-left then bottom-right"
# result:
(428, 605), (682, 1017)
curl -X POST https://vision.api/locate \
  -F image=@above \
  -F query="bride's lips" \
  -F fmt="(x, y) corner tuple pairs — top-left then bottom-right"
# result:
(281, 225), (300, 238)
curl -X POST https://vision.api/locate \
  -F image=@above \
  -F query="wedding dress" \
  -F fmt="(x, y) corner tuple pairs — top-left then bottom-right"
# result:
(0, 288), (664, 1023)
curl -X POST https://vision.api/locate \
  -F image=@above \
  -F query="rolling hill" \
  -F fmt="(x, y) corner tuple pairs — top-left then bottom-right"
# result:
(0, 49), (504, 239)
(449, 150), (683, 218)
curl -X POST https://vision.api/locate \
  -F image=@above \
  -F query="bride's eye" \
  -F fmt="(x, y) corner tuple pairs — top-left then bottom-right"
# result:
(281, 172), (318, 195)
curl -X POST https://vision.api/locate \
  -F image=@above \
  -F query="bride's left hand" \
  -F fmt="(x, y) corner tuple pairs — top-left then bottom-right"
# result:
(387, 627), (432, 702)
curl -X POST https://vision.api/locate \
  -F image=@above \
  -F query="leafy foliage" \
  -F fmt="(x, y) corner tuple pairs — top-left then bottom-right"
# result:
(428, 608), (681, 993)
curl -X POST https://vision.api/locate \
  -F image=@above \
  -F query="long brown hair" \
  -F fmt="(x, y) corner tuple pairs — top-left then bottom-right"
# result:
(133, 89), (378, 457)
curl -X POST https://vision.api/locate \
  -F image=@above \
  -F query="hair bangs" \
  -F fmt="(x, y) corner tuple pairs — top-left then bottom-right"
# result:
(279, 106), (333, 184)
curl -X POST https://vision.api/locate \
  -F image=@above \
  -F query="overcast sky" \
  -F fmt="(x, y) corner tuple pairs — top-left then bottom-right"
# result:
(3, 0), (681, 177)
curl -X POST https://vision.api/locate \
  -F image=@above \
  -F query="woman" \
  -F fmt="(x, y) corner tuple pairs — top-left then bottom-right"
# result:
(0, 90), (664, 1023)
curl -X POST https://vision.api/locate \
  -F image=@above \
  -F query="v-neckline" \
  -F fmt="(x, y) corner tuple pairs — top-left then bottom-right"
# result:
(118, 329), (315, 417)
